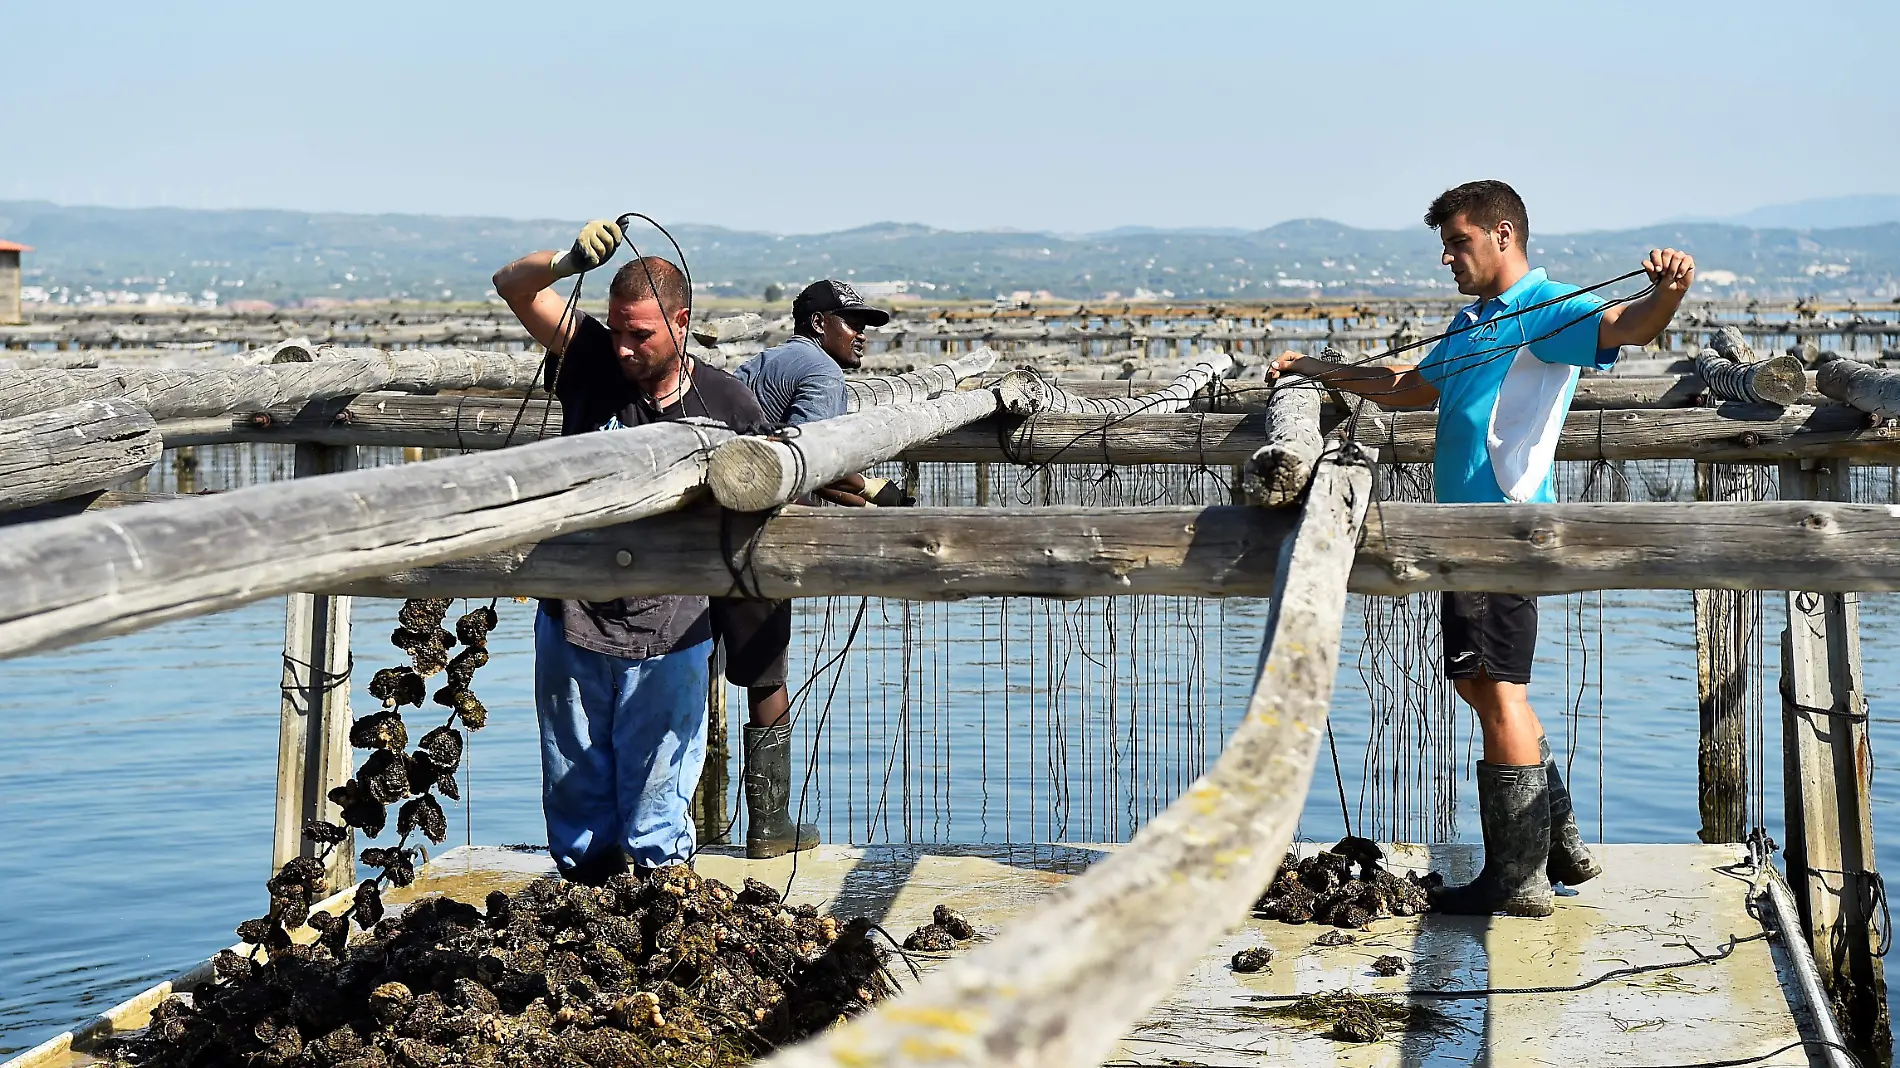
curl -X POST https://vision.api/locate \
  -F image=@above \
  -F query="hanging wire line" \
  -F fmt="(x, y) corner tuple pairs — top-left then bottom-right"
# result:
(1007, 268), (1658, 485)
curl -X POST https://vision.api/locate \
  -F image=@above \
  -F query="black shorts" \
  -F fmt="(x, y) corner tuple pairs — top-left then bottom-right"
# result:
(1441, 592), (1537, 684)
(710, 597), (790, 690)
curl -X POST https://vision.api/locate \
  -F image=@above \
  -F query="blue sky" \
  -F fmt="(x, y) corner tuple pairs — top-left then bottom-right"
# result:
(4, 0), (1895, 235)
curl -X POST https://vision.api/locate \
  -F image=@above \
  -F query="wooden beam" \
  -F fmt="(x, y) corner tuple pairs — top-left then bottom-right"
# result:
(0, 399), (162, 512)
(315, 497), (1900, 602)
(0, 419), (732, 659)
(1695, 326), (1806, 406)
(1003, 353), (1234, 416)
(1778, 459), (1890, 1053)
(901, 404), (1900, 465)
(0, 350), (546, 421)
(1692, 463), (1759, 844)
(1171, 374), (1731, 412)
(842, 347), (997, 410)
(1242, 382), (1321, 506)
(1817, 358), (1900, 423)
(273, 443), (359, 895)
(710, 388), (1005, 512)
(765, 452), (1371, 1068)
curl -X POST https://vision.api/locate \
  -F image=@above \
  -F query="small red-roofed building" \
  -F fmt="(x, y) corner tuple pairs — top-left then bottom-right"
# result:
(0, 239), (31, 324)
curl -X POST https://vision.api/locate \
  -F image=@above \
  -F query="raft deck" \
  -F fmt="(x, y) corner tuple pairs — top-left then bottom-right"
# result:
(10, 843), (1826, 1068)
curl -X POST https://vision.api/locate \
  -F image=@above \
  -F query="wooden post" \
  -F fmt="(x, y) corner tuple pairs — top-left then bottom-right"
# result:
(1693, 463), (1752, 843)
(273, 442), (358, 894)
(1778, 457), (1891, 1056)
(174, 445), (199, 494)
(902, 460), (922, 506)
(693, 639), (732, 845)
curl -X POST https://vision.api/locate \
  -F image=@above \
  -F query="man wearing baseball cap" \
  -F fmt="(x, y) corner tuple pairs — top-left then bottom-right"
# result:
(720, 279), (906, 859)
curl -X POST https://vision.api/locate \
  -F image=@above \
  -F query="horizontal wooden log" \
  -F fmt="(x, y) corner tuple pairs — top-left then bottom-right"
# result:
(0, 401), (163, 512)
(1816, 358), (1900, 423)
(766, 457), (1369, 1068)
(1242, 381), (1322, 506)
(0, 420), (734, 658)
(905, 403), (1900, 465)
(842, 347), (996, 410)
(0, 489), (176, 527)
(709, 388), (1005, 512)
(159, 392), (1900, 463)
(1000, 352), (1234, 416)
(1695, 326), (1806, 406)
(0, 350), (547, 421)
(318, 496), (1900, 601)
(1061, 372), (1817, 411)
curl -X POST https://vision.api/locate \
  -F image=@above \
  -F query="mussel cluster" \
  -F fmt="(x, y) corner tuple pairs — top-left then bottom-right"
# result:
(1252, 837), (1434, 928)
(103, 867), (896, 1068)
(900, 905), (976, 951)
(229, 599), (496, 990)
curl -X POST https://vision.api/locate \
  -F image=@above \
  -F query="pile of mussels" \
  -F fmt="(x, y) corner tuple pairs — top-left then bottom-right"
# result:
(1252, 837), (1435, 928)
(106, 869), (894, 1068)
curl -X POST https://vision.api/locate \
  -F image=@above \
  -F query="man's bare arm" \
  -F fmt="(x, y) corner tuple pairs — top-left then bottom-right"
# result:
(1266, 352), (1440, 409)
(1599, 247), (1695, 349)
(493, 251), (581, 353)
(491, 219), (624, 353)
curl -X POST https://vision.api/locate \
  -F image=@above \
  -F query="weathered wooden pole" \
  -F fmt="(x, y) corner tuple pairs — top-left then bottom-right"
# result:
(1692, 462), (1754, 844)
(1778, 457), (1890, 1057)
(0, 350), (546, 420)
(1695, 326), (1806, 406)
(0, 418), (733, 658)
(314, 496), (1900, 603)
(1241, 380), (1322, 506)
(763, 449), (1372, 1068)
(693, 641), (732, 845)
(0, 399), (162, 512)
(708, 387), (1007, 512)
(841, 347), (996, 410)
(1817, 359), (1900, 423)
(272, 442), (358, 894)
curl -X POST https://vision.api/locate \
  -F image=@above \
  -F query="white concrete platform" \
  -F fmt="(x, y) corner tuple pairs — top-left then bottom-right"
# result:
(9, 842), (1829, 1067)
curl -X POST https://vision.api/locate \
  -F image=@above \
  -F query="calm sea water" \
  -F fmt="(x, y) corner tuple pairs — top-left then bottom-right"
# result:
(4, 589), (1899, 1054)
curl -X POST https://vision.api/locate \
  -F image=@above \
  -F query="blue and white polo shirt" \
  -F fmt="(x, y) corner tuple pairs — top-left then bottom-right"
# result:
(1417, 267), (1618, 503)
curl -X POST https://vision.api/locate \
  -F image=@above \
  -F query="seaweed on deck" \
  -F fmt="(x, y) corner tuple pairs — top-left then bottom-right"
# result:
(1247, 990), (1459, 1044)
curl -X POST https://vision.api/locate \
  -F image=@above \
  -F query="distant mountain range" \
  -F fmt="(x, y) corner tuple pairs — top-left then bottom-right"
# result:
(2, 199), (1898, 307)
(1677, 194), (1900, 231)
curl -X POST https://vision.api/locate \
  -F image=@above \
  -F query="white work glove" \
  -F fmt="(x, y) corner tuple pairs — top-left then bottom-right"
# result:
(548, 219), (622, 279)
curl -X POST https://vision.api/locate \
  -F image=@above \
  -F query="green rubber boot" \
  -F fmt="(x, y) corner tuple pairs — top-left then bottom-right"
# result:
(1431, 761), (1554, 918)
(1541, 737), (1603, 887)
(744, 724), (821, 860)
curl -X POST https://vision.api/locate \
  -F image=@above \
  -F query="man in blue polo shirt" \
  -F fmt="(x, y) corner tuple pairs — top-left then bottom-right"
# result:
(1269, 180), (1694, 917)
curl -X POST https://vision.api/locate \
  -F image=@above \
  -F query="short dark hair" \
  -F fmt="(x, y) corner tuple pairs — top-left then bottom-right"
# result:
(1425, 180), (1530, 250)
(608, 256), (690, 315)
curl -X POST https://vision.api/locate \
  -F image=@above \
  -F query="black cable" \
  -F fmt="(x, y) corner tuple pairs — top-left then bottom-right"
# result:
(615, 211), (711, 422)
(1244, 931), (1766, 1003)
(1325, 717), (1353, 839)
(1008, 272), (1654, 485)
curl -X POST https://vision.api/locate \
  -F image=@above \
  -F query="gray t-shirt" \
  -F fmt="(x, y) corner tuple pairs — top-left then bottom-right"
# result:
(732, 336), (848, 426)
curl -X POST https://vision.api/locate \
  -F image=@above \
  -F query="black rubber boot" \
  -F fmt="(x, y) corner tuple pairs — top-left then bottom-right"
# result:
(744, 724), (821, 860)
(1541, 736), (1603, 887)
(1430, 761), (1554, 917)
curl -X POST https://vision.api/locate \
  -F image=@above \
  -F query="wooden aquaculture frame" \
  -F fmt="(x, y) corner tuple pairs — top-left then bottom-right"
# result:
(4, 333), (1899, 1064)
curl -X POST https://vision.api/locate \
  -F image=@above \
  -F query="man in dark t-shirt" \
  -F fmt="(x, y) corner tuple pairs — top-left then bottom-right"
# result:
(493, 219), (765, 884)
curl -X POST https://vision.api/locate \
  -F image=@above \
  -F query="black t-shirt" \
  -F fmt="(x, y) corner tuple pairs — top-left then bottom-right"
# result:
(543, 312), (766, 660)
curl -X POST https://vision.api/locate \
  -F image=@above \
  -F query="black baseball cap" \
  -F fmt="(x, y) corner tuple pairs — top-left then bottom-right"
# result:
(792, 279), (891, 327)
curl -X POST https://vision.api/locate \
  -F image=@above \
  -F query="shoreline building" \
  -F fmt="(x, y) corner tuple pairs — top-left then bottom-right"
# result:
(0, 239), (31, 324)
